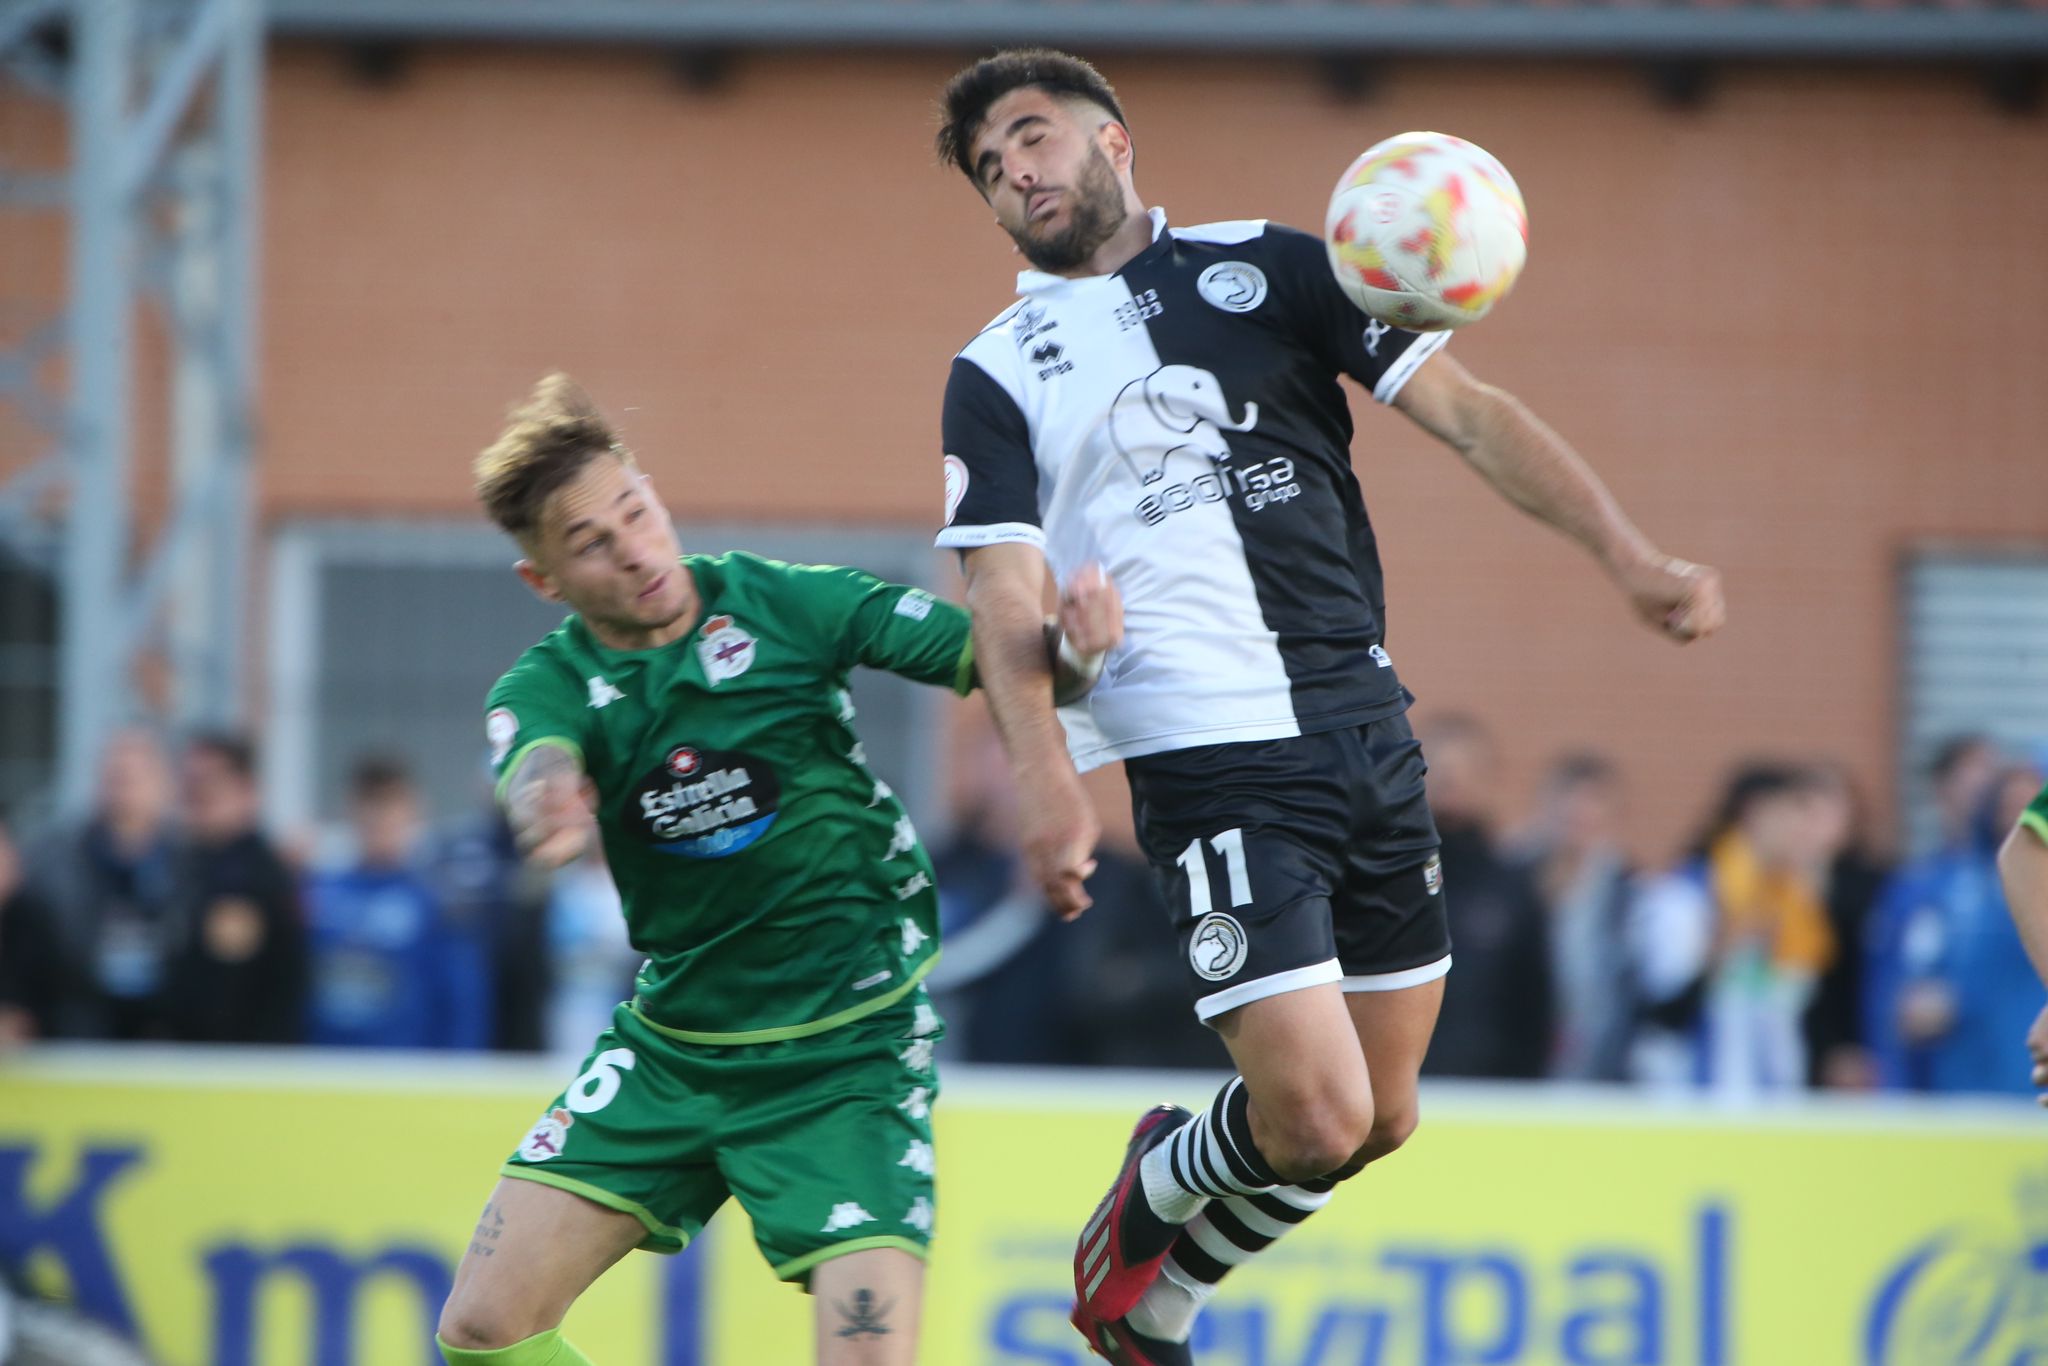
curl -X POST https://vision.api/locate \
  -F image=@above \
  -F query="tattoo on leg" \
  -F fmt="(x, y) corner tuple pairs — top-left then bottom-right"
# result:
(467, 1201), (506, 1259)
(833, 1288), (894, 1338)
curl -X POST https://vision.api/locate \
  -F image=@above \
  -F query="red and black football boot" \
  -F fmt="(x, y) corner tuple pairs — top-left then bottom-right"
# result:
(1073, 1103), (1193, 1322)
(1070, 1302), (1196, 1366)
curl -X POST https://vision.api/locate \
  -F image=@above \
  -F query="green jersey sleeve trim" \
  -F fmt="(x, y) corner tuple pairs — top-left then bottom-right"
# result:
(2021, 808), (2048, 847)
(497, 1165), (689, 1252)
(952, 636), (977, 697)
(772, 1235), (929, 1284)
(628, 953), (939, 1046)
(492, 736), (585, 806)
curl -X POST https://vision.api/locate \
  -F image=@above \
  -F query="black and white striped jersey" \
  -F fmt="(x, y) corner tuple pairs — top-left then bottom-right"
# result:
(935, 209), (1449, 773)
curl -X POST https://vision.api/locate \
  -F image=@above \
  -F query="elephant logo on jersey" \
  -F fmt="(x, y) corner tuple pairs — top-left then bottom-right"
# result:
(1190, 912), (1249, 982)
(1107, 365), (1259, 487)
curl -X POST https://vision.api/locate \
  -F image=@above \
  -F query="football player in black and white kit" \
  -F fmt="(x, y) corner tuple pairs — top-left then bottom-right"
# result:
(930, 50), (1726, 1365)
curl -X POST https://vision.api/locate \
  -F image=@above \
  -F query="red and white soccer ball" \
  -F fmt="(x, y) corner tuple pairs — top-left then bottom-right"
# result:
(1324, 131), (1528, 332)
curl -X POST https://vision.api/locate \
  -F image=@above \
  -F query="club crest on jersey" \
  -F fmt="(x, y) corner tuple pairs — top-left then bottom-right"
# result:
(697, 614), (756, 684)
(1197, 261), (1269, 314)
(1423, 854), (1444, 897)
(1190, 912), (1249, 982)
(486, 708), (518, 766)
(518, 1107), (573, 1162)
(628, 745), (781, 858)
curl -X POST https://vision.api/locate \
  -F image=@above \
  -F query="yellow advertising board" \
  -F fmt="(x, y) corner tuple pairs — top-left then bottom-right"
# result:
(4, 1050), (2044, 1365)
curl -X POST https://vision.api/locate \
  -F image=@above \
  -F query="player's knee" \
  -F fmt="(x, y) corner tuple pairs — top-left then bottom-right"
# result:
(436, 1296), (531, 1352)
(1260, 1096), (1375, 1182)
(1362, 1099), (1421, 1162)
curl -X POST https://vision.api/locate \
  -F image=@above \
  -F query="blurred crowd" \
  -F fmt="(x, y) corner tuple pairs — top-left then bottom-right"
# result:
(0, 717), (2041, 1100)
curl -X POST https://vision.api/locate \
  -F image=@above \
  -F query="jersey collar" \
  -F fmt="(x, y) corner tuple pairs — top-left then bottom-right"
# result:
(1014, 206), (1169, 295)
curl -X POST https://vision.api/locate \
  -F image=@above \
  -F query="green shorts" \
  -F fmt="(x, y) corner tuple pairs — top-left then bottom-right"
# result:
(501, 990), (942, 1284)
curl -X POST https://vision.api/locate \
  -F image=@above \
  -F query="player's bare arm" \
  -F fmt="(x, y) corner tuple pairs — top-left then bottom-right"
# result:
(962, 542), (1100, 919)
(501, 742), (594, 869)
(1996, 809), (2048, 1104)
(1393, 352), (1727, 643)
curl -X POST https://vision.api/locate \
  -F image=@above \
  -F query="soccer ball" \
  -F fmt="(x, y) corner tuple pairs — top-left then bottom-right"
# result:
(1324, 131), (1528, 331)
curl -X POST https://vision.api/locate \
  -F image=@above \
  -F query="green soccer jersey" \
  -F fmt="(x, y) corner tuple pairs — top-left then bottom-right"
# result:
(486, 551), (974, 1045)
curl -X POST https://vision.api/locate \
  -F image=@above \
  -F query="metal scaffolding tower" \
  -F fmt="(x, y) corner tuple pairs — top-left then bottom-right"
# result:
(0, 0), (263, 813)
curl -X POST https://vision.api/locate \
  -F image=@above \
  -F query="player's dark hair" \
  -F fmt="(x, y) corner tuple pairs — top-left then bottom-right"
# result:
(349, 754), (412, 803)
(935, 49), (1126, 183)
(187, 729), (258, 782)
(474, 373), (634, 542)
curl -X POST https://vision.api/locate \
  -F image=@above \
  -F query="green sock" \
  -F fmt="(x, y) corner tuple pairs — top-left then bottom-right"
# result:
(436, 1327), (593, 1366)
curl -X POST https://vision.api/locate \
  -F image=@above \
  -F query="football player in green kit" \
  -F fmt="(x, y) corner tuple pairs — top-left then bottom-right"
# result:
(434, 374), (1122, 1366)
(1997, 780), (2048, 1105)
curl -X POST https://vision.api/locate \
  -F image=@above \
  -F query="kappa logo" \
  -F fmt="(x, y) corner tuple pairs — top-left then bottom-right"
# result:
(1190, 912), (1249, 982)
(517, 1107), (574, 1162)
(486, 708), (518, 765)
(697, 614), (756, 685)
(1363, 317), (1393, 356)
(1197, 261), (1269, 313)
(1370, 644), (1393, 669)
(822, 1203), (877, 1234)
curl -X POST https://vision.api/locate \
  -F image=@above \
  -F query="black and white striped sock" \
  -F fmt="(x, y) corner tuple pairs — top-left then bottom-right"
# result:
(1138, 1077), (1284, 1223)
(1127, 1177), (1338, 1343)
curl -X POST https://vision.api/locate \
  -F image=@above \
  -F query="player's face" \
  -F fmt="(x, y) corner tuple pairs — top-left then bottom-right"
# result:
(525, 455), (693, 641)
(970, 88), (1130, 273)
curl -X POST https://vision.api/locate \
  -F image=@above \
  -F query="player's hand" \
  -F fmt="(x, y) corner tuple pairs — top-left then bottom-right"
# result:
(2028, 1004), (2048, 1107)
(1016, 765), (1100, 921)
(508, 753), (596, 869)
(1059, 564), (1123, 659)
(1616, 553), (1725, 643)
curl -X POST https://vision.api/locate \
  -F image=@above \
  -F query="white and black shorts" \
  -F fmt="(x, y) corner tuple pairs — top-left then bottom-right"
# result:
(1126, 713), (1453, 1023)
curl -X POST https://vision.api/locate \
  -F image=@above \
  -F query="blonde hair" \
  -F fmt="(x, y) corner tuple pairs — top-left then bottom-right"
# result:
(474, 373), (632, 540)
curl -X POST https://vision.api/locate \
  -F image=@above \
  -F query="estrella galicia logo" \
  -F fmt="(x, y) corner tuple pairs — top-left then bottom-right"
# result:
(1190, 912), (1249, 982)
(628, 745), (780, 858)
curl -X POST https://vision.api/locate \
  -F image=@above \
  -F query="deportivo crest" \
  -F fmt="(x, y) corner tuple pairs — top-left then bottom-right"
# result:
(1190, 912), (1249, 982)
(518, 1107), (574, 1162)
(1196, 261), (1269, 313)
(696, 614), (756, 684)
(1423, 853), (1444, 896)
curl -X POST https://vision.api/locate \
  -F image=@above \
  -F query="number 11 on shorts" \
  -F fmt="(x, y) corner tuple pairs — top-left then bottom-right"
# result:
(1178, 828), (1251, 916)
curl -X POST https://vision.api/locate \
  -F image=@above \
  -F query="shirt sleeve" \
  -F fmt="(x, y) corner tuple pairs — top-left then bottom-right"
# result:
(934, 353), (1044, 552)
(2022, 782), (2048, 846)
(1264, 222), (1451, 405)
(783, 562), (976, 694)
(486, 656), (588, 802)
